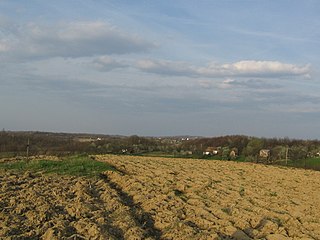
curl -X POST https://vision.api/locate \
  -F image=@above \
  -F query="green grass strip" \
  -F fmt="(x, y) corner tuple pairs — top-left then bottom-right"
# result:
(0, 155), (115, 177)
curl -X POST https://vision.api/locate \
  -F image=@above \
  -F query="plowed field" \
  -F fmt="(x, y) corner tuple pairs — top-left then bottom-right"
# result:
(1, 155), (320, 239)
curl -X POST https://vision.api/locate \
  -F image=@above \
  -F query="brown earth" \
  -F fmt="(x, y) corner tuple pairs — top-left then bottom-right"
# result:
(1, 155), (320, 239)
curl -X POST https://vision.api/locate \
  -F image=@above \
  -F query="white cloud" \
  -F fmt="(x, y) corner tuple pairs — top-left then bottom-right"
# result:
(1, 21), (155, 60)
(199, 79), (236, 90)
(215, 78), (283, 90)
(199, 60), (311, 78)
(92, 56), (128, 71)
(217, 79), (235, 89)
(135, 59), (311, 78)
(136, 59), (196, 76)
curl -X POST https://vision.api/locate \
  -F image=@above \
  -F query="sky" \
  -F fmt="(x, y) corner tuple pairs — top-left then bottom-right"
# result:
(0, 0), (320, 139)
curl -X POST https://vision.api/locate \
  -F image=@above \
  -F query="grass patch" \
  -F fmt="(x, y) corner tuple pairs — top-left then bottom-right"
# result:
(236, 155), (247, 162)
(0, 152), (18, 158)
(0, 154), (115, 177)
(276, 157), (320, 171)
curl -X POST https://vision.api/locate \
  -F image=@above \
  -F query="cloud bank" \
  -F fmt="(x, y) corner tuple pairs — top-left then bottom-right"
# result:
(134, 59), (310, 78)
(0, 21), (155, 59)
(199, 60), (310, 78)
(0, 19), (310, 80)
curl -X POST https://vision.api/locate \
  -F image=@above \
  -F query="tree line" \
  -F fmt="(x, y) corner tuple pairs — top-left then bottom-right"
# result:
(1, 131), (319, 170)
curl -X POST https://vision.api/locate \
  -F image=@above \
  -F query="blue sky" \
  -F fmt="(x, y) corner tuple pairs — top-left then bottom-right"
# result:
(1, 0), (319, 138)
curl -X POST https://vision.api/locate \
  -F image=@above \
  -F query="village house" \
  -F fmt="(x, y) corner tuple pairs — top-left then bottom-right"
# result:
(203, 147), (219, 156)
(259, 149), (271, 163)
(229, 149), (237, 159)
(259, 149), (271, 158)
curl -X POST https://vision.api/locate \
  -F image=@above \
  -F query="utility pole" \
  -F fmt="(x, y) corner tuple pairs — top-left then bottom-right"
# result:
(26, 138), (30, 160)
(285, 147), (289, 165)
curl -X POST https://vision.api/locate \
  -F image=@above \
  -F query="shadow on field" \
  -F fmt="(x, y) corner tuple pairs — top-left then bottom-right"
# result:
(88, 182), (126, 240)
(100, 173), (164, 240)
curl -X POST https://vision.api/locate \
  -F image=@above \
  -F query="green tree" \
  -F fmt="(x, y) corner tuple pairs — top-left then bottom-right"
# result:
(270, 145), (287, 162)
(221, 146), (230, 160)
(243, 138), (264, 160)
(289, 145), (308, 161)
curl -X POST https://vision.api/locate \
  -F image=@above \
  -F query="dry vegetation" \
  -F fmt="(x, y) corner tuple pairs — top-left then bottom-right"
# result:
(1, 155), (320, 239)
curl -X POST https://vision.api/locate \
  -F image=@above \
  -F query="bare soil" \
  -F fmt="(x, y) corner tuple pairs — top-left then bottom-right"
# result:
(1, 155), (320, 239)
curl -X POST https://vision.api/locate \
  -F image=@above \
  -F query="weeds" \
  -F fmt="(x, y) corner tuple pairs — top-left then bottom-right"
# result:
(239, 187), (245, 197)
(270, 191), (278, 197)
(267, 217), (284, 227)
(221, 207), (233, 216)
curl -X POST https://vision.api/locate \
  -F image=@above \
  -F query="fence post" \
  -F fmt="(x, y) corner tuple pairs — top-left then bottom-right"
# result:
(26, 138), (30, 160)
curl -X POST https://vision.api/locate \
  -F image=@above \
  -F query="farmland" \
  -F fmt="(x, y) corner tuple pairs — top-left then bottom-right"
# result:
(1, 155), (320, 239)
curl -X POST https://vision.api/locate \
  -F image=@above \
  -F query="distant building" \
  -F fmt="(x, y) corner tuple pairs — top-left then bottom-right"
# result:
(121, 149), (128, 153)
(229, 150), (237, 159)
(203, 147), (219, 156)
(259, 149), (270, 158)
